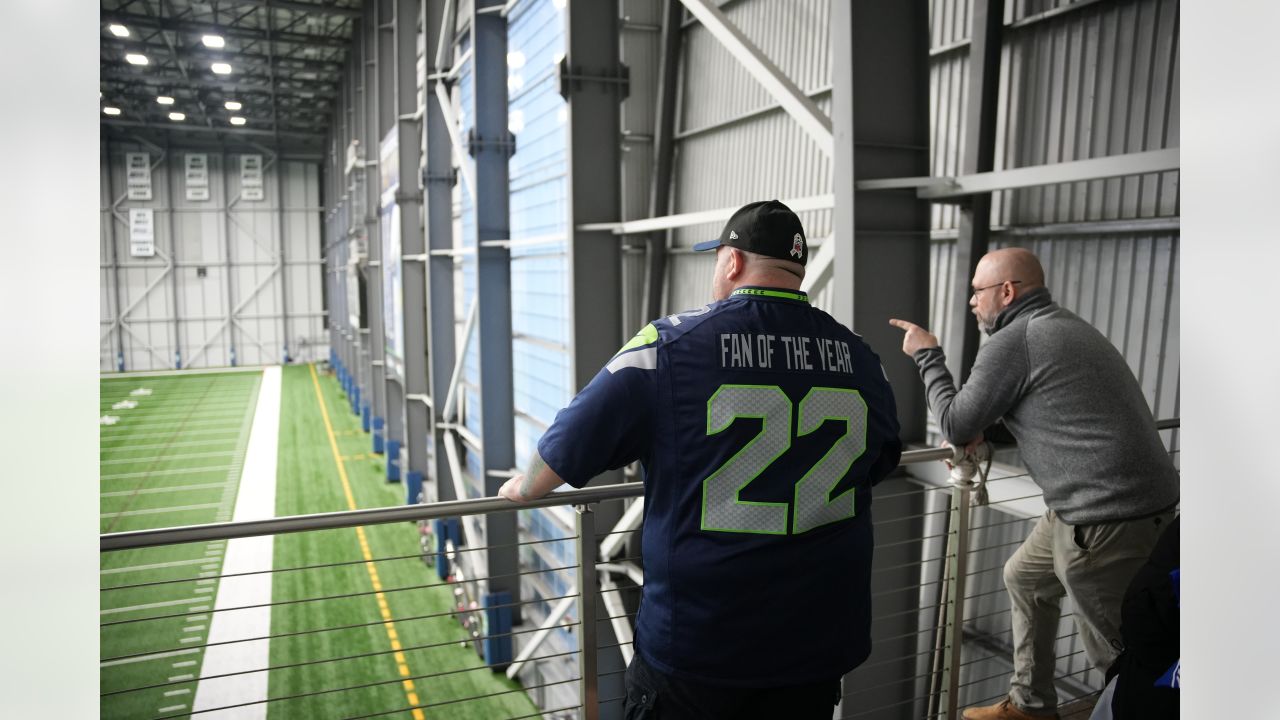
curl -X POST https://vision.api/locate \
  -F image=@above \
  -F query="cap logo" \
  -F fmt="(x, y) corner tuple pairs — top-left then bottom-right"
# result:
(790, 233), (804, 259)
(728, 230), (739, 240)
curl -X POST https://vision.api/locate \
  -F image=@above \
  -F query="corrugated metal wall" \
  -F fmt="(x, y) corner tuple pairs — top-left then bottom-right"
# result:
(100, 144), (327, 372)
(667, 0), (834, 314)
(927, 0), (1180, 421)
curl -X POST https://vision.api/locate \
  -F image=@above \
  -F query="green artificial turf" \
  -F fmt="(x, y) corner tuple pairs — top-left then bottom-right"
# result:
(99, 367), (543, 719)
(266, 364), (540, 719)
(100, 371), (262, 720)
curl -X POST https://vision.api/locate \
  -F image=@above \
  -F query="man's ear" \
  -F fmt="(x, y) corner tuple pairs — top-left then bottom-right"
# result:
(727, 248), (745, 279)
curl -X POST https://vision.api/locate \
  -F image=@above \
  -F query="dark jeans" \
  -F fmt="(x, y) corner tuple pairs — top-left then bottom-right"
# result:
(622, 652), (842, 720)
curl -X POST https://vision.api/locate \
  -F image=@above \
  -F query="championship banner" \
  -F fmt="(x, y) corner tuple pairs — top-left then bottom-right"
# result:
(185, 154), (209, 201)
(240, 154), (264, 201)
(129, 208), (155, 257)
(126, 152), (152, 200)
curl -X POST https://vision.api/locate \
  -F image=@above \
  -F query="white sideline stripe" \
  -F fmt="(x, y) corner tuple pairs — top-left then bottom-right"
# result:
(101, 483), (228, 498)
(101, 438), (240, 453)
(101, 451), (238, 466)
(102, 558), (213, 574)
(101, 465), (235, 480)
(101, 649), (197, 668)
(100, 503), (222, 518)
(101, 597), (206, 615)
(194, 366), (280, 720)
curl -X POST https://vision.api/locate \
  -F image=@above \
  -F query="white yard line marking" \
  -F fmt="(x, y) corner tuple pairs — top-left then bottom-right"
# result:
(179, 637), (203, 644)
(100, 430), (243, 443)
(164, 689), (192, 697)
(101, 649), (198, 668)
(183, 625), (207, 633)
(169, 674), (196, 682)
(101, 482), (229, 498)
(194, 366), (280, 720)
(101, 558), (215, 574)
(158, 704), (188, 713)
(101, 598), (207, 616)
(172, 661), (197, 669)
(101, 438), (241, 452)
(101, 465), (235, 480)
(100, 503), (222, 518)
(100, 451), (238, 466)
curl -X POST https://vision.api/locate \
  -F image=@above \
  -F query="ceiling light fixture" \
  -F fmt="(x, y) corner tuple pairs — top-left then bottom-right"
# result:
(103, 107), (122, 116)
(168, 112), (186, 121)
(125, 53), (149, 66)
(224, 100), (242, 111)
(201, 34), (225, 48)
(230, 117), (246, 126)
(211, 62), (232, 75)
(108, 24), (130, 38)
(156, 95), (174, 105)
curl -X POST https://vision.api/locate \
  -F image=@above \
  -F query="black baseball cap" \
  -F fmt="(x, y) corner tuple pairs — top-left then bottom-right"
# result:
(692, 199), (808, 267)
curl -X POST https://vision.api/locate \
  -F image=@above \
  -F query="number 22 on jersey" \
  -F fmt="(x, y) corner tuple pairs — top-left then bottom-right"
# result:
(701, 384), (868, 535)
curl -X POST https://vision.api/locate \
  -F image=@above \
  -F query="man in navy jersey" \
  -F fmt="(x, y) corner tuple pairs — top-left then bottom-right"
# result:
(499, 200), (903, 719)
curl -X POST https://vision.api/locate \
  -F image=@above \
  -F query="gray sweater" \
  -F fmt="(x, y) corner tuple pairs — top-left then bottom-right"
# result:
(913, 287), (1179, 524)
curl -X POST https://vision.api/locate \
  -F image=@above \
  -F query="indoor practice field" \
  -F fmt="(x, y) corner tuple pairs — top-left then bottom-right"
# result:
(100, 365), (539, 719)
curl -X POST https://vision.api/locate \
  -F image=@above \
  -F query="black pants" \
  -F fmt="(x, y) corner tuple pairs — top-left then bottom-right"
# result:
(622, 652), (842, 720)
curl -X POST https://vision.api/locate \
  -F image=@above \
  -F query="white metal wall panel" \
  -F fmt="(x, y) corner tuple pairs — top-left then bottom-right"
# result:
(100, 145), (326, 372)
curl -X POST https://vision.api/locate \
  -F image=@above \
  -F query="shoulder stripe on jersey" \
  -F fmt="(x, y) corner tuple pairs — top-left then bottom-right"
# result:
(615, 323), (658, 356)
(606, 347), (657, 374)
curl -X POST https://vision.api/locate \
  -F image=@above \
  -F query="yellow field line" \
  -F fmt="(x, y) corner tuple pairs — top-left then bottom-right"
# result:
(309, 363), (426, 719)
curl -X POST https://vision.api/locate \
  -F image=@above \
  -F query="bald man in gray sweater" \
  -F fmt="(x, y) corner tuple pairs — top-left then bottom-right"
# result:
(890, 248), (1179, 720)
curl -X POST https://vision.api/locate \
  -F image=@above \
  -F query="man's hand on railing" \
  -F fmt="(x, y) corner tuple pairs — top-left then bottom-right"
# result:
(941, 432), (985, 470)
(497, 451), (567, 503)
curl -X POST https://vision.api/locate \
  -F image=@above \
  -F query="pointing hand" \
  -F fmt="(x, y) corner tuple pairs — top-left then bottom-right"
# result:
(888, 318), (940, 357)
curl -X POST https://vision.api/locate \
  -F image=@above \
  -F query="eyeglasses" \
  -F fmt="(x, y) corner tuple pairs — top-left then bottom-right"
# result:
(971, 279), (1021, 297)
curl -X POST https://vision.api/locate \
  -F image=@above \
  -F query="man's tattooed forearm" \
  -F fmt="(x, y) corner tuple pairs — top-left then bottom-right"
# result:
(519, 453), (547, 499)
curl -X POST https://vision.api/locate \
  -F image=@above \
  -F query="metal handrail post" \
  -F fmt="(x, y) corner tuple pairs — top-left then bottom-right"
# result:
(576, 504), (600, 720)
(942, 446), (982, 718)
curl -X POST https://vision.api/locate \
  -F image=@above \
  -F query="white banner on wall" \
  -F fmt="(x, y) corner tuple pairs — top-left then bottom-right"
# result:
(126, 152), (152, 200)
(240, 154), (264, 201)
(129, 208), (155, 257)
(185, 154), (210, 201)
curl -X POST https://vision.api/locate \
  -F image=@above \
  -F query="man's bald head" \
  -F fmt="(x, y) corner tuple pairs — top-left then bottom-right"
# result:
(974, 247), (1045, 290)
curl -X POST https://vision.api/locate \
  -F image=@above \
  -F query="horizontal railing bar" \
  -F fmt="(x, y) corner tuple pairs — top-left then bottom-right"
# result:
(843, 666), (943, 697)
(155, 656), (583, 719)
(104, 617), (583, 687)
(958, 629), (1087, 669)
(102, 586), (577, 629)
(844, 692), (940, 718)
(960, 650), (1087, 691)
(106, 640), (581, 698)
(101, 445), (974, 551)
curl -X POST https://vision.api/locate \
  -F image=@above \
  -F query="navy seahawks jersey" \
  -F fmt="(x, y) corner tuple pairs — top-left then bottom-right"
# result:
(537, 286), (902, 687)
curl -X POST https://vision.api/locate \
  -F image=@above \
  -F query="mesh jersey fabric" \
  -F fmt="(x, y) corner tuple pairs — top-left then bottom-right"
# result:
(538, 286), (902, 687)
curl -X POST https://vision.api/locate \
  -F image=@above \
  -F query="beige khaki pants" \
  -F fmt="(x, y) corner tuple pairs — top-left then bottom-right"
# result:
(1004, 508), (1175, 715)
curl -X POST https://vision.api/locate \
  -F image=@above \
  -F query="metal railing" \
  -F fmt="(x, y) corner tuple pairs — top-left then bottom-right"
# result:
(100, 423), (1178, 720)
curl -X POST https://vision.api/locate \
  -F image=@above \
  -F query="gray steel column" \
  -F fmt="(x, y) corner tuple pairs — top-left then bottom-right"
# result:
(104, 137), (126, 371)
(565, 0), (628, 706)
(645, 0), (683, 322)
(276, 151), (290, 365)
(829, 3), (932, 717)
(221, 151), (238, 366)
(396, 0), (429, 501)
(351, 15), (367, 405)
(165, 141), (182, 369)
(944, 0), (1004, 382)
(378, 0), (405, 474)
(830, 0), (931, 441)
(423, 0), (457, 502)
(471, 0), (517, 606)
(363, 0), (390, 436)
